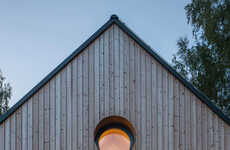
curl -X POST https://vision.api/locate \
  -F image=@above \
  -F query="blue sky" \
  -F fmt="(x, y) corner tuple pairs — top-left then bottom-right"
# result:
(0, 0), (193, 106)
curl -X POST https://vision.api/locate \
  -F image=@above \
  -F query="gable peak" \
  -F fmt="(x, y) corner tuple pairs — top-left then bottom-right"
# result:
(110, 14), (119, 20)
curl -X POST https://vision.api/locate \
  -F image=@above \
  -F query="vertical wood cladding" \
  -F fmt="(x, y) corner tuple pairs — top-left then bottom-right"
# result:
(0, 24), (230, 150)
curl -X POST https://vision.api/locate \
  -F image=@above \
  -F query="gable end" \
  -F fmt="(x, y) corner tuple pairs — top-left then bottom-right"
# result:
(0, 15), (229, 126)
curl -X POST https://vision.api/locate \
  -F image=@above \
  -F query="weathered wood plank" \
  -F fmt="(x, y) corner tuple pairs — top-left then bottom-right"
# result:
(94, 38), (100, 150)
(214, 115), (219, 150)
(185, 88), (191, 150)
(88, 44), (95, 150)
(191, 94), (197, 150)
(162, 69), (168, 150)
(131, 42), (137, 150)
(0, 123), (4, 150)
(44, 84), (50, 150)
(208, 109), (214, 150)
(219, 119), (225, 150)
(179, 84), (185, 150)
(224, 124), (230, 150)
(146, 54), (152, 150)
(114, 25), (120, 115)
(61, 69), (67, 150)
(28, 99), (33, 150)
(50, 78), (56, 150)
(123, 30), (130, 118)
(173, 79), (180, 150)
(157, 64), (163, 150)
(202, 102), (208, 150)
(77, 54), (83, 150)
(109, 25), (115, 115)
(129, 38), (135, 130)
(67, 64), (72, 150)
(196, 99), (202, 150)
(140, 51), (146, 150)
(83, 49), (89, 150)
(33, 94), (39, 150)
(151, 59), (158, 150)
(72, 59), (78, 150)
(104, 29), (110, 117)
(39, 89), (44, 150)
(22, 103), (28, 150)
(168, 74), (174, 150)
(95, 38), (100, 124)
(10, 114), (16, 150)
(55, 74), (61, 150)
(135, 45), (141, 150)
(16, 108), (22, 150)
(119, 28), (124, 116)
(99, 33), (105, 119)
(5, 119), (10, 150)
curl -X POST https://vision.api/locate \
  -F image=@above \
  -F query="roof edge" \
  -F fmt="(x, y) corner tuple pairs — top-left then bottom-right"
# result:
(0, 15), (117, 124)
(1, 15), (230, 126)
(113, 19), (230, 126)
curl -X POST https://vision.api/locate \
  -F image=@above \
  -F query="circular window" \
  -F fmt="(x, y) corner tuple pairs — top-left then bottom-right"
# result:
(94, 116), (135, 150)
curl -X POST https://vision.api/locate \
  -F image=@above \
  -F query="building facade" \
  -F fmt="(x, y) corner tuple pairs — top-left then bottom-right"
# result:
(0, 15), (230, 150)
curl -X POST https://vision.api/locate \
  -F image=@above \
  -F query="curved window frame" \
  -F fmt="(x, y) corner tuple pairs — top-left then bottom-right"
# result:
(95, 123), (134, 150)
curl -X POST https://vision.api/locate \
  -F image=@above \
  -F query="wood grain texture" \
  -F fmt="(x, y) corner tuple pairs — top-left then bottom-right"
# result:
(99, 34), (105, 119)
(33, 94), (39, 150)
(28, 99), (33, 150)
(141, 50), (146, 150)
(72, 59), (78, 150)
(88, 43), (95, 150)
(146, 54), (152, 150)
(77, 54), (83, 150)
(151, 59), (158, 150)
(174, 79), (180, 150)
(67, 64), (72, 150)
(38, 89), (44, 150)
(124, 30), (130, 119)
(16, 108), (22, 150)
(135, 44), (141, 150)
(10, 114), (16, 150)
(104, 28), (110, 118)
(196, 99), (202, 150)
(55, 74), (61, 150)
(5, 119), (10, 150)
(22, 102), (28, 150)
(44, 83), (50, 150)
(109, 25), (114, 116)
(119, 29), (124, 116)
(50, 78), (56, 150)
(114, 25), (120, 116)
(168, 74), (174, 150)
(0, 121), (4, 150)
(83, 48), (89, 150)
(0, 24), (230, 150)
(202, 101), (208, 150)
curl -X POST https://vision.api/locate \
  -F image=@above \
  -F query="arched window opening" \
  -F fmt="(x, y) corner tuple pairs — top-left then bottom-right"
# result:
(94, 116), (135, 150)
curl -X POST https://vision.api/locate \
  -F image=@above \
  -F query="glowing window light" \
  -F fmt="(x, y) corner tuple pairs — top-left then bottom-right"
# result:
(95, 124), (134, 150)
(98, 128), (130, 150)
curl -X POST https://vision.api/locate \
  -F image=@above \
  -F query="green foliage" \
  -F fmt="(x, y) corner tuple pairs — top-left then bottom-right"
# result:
(0, 70), (11, 115)
(173, 0), (230, 115)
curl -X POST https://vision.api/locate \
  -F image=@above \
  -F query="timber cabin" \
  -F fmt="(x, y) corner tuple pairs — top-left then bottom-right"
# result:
(0, 15), (230, 150)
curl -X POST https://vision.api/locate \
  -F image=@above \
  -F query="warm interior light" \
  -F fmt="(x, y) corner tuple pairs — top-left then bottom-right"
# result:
(98, 128), (130, 150)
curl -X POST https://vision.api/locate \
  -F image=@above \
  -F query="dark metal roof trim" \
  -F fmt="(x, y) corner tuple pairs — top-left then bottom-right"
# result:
(1, 14), (230, 126)
(0, 17), (115, 123)
(113, 17), (230, 125)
